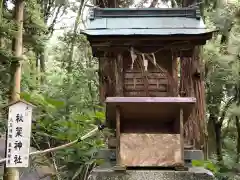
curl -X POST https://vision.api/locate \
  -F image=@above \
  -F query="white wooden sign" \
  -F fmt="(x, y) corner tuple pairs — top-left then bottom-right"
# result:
(6, 100), (33, 168)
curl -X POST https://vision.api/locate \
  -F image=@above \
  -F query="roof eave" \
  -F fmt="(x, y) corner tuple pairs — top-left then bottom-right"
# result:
(82, 30), (214, 40)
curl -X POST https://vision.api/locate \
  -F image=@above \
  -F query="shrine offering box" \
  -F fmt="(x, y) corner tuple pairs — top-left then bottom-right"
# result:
(106, 97), (196, 167)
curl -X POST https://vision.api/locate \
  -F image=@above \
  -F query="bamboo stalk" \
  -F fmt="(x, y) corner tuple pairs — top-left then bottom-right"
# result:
(3, 1), (24, 179)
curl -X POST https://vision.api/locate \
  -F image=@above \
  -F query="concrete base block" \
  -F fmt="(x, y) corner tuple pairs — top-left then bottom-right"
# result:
(88, 168), (214, 180)
(95, 149), (205, 168)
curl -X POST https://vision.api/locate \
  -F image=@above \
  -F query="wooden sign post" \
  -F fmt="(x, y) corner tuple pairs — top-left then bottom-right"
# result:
(5, 100), (33, 170)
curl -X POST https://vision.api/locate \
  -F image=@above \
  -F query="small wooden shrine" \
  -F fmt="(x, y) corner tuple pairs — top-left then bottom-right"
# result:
(83, 7), (213, 169)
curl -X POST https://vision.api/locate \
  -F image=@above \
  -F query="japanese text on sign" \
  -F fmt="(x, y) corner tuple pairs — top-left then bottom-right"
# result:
(6, 101), (33, 168)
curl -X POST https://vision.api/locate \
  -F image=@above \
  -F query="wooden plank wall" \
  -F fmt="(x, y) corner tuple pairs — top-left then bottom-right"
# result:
(124, 70), (169, 97)
(99, 49), (178, 100)
(120, 133), (183, 167)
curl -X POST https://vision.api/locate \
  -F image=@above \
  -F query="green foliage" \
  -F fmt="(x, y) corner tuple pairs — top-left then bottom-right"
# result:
(192, 160), (218, 173)
(203, 1), (240, 179)
(0, 1), (107, 179)
(23, 0), (48, 52)
(20, 90), (106, 179)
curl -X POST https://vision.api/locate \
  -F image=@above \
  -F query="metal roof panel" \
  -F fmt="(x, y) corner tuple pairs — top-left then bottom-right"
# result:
(87, 17), (206, 30)
(104, 17), (205, 29)
(82, 28), (210, 36)
(83, 8), (214, 37)
(87, 18), (107, 29)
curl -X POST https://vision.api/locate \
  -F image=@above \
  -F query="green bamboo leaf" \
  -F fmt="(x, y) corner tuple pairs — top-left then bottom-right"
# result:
(72, 166), (84, 180)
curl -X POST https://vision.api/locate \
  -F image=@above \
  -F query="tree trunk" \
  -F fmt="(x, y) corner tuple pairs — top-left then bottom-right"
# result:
(181, 0), (207, 155)
(180, 55), (198, 147)
(67, 0), (84, 73)
(37, 0), (64, 84)
(192, 47), (208, 156)
(3, 0), (24, 180)
(64, 0), (84, 120)
(181, 0), (207, 152)
(207, 116), (217, 156)
(214, 122), (223, 162)
(208, 113), (223, 162)
(87, 57), (96, 112)
(180, 47), (207, 154)
(236, 116), (240, 163)
(9, 1), (23, 102)
(40, 52), (45, 83)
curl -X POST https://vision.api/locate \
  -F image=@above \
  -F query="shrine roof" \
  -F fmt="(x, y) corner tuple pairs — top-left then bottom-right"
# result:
(82, 7), (214, 37)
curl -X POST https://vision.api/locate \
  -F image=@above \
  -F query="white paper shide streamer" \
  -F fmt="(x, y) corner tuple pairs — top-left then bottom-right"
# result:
(142, 54), (148, 71)
(130, 47), (137, 69)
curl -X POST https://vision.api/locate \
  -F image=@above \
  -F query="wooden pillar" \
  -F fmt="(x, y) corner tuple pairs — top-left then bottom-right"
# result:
(114, 53), (123, 167)
(180, 108), (184, 163)
(172, 52), (179, 96)
(116, 106), (121, 166)
(143, 71), (149, 96)
(99, 54), (117, 104)
(99, 57), (106, 105)
(115, 53), (124, 96)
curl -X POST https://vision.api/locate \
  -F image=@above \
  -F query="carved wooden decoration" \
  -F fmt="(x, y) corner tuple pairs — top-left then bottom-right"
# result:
(124, 70), (168, 97)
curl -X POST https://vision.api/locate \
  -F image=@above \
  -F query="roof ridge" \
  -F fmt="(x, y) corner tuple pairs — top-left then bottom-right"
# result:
(89, 7), (201, 20)
(87, 27), (206, 30)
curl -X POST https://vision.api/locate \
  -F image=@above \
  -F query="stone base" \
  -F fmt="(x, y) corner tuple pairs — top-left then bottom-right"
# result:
(88, 168), (214, 180)
(95, 149), (204, 168)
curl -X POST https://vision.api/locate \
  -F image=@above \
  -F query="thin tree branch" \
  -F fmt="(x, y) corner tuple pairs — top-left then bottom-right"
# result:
(48, 141), (62, 180)
(171, 0), (178, 7)
(222, 116), (234, 138)
(149, 0), (158, 7)
(48, 5), (63, 37)
(44, 0), (55, 22)
(58, 4), (68, 18)
(81, 0), (90, 29)
(219, 97), (235, 125)
(67, 0), (85, 73)
(83, 154), (94, 180)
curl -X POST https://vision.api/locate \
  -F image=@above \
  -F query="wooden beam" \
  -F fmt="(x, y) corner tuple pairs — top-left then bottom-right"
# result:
(92, 47), (195, 58)
(87, 34), (213, 42)
(111, 52), (124, 166)
(90, 41), (207, 48)
(108, 136), (197, 150)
